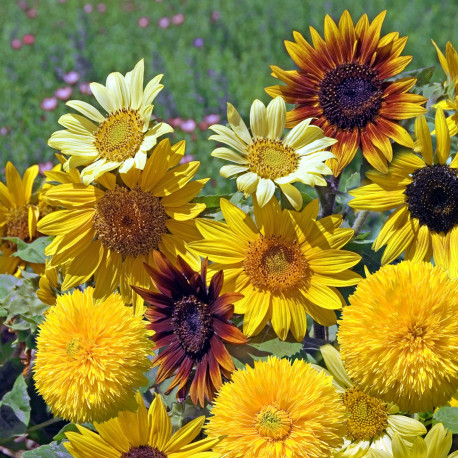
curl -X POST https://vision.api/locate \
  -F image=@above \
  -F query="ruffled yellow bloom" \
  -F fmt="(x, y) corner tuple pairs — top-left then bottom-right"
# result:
(0, 162), (50, 275)
(34, 288), (152, 423)
(432, 40), (458, 136)
(206, 356), (346, 458)
(48, 59), (173, 184)
(210, 97), (336, 209)
(37, 139), (206, 306)
(190, 197), (361, 341)
(64, 392), (219, 458)
(338, 261), (458, 414)
(319, 345), (426, 457)
(349, 108), (458, 277)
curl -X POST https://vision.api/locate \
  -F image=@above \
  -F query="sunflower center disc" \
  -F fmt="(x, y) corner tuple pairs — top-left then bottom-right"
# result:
(405, 164), (458, 233)
(94, 108), (145, 162)
(121, 446), (167, 458)
(255, 404), (292, 440)
(94, 186), (168, 258)
(248, 139), (299, 179)
(172, 295), (213, 357)
(244, 235), (309, 292)
(342, 387), (388, 441)
(5, 206), (31, 241)
(319, 62), (383, 129)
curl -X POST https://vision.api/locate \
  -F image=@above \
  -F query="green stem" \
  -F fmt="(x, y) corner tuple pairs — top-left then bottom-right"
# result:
(27, 416), (61, 433)
(352, 210), (370, 236)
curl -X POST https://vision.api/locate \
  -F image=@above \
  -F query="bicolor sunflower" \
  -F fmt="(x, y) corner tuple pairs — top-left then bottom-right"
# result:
(189, 196), (361, 341)
(432, 40), (458, 136)
(37, 139), (206, 306)
(266, 10), (427, 175)
(349, 108), (458, 275)
(133, 251), (247, 407)
(34, 288), (152, 423)
(0, 162), (51, 275)
(338, 261), (458, 414)
(64, 392), (220, 457)
(318, 345), (426, 457)
(209, 97), (336, 209)
(206, 356), (346, 457)
(48, 59), (173, 184)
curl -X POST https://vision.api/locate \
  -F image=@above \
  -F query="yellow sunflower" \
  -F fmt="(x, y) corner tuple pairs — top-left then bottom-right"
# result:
(266, 10), (427, 175)
(210, 97), (336, 209)
(37, 139), (206, 306)
(0, 162), (51, 275)
(64, 392), (220, 458)
(34, 287), (152, 423)
(432, 40), (458, 136)
(206, 356), (346, 457)
(48, 59), (173, 184)
(319, 345), (426, 457)
(349, 107), (458, 276)
(338, 261), (458, 414)
(189, 196), (361, 341)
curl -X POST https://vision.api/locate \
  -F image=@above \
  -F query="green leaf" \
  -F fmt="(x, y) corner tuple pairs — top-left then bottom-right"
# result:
(345, 240), (382, 276)
(23, 441), (72, 457)
(397, 66), (435, 86)
(433, 406), (458, 433)
(52, 423), (79, 442)
(3, 236), (52, 264)
(344, 172), (360, 192)
(0, 275), (20, 302)
(192, 193), (235, 209)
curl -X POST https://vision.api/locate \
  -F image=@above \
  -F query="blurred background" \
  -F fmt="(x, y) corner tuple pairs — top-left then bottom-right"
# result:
(1, 0), (457, 193)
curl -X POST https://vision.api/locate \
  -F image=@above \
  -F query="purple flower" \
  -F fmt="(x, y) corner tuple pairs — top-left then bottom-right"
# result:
(138, 17), (149, 28)
(83, 4), (93, 13)
(39, 161), (54, 175)
(78, 82), (92, 95)
(172, 13), (185, 25)
(40, 97), (58, 111)
(54, 86), (73, 101)
(63, 70), (79, 85)
(204, 113), (220, 125)
(97, 3), (106, 13)
(180, 119), (197, 133)
(158, 17), (170, 29)
(11, 39), (22, 50)
(193, 37), (204, 48)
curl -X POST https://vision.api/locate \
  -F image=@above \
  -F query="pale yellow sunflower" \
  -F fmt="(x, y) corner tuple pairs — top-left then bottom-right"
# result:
(349, 108), (458, 276)
(206, 356), (346, 457)
(37, 139), (206, 307)
(318, 345), (426, 458)
(48, 59), (173, 184)
(189, 196), (361, 341)
(209, 96), (336, 209)
(64, 392), (220, 458)
(338, 261), (458, 414)
(432, 40), (458, 136)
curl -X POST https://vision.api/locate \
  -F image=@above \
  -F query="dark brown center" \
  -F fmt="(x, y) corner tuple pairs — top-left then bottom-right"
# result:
(121, 445), (166, 458)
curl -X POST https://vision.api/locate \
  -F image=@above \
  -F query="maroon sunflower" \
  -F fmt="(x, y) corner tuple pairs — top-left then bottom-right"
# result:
(266, 10), (427, 176)
(132, 251), (247, 407)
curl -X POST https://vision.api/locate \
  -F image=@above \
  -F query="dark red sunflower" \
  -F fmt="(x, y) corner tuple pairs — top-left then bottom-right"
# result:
(132, 251), (247, 407)
(265, 10), (427, 176)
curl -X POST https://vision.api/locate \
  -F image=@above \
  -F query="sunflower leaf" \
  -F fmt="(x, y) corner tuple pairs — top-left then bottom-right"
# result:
(23, 441), (72, 457)
(433, 406), (458, 433)
(3, 236), (52, 264)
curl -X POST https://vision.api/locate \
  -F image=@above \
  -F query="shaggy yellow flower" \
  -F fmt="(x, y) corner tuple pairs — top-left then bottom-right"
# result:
(37, 139), (206, 305)
(64, 392), (220, 458)
(34, 288), (152, 423)
(48, 59), (173, 184)
(349, 108), (458, 277)
(210, 97), (336, 209)
(319, 345), (426, 457)
(206, 356), (346, 457)
(189, 197), (361, 341)
(338, 261), (458, 413)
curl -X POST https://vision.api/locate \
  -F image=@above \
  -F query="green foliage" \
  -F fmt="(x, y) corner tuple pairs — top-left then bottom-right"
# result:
(23, 442), (72, 457)
(433, 407), (458, 434)
(3, 237), (52, 264)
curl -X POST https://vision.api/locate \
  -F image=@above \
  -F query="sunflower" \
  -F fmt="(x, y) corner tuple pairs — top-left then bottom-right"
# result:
(64, 392), (220, 457)
(0, 162), (51, 275)
(206, 356), (346, 457)
(265, 10), (427, 175)
(318, 344), (426, 457)
(349, 108), (458, 275)
(432, 40), (458, 136)
(37, 139), (206, 306)
(48, 59), (173, 184)
(209, 97), (336, 209)
(132, 251), (247, 407)
(34, 287), (152, 423)
(189, 196), (361, 341)
(36, 261), (60, 306)
(338, 261), (458, 414)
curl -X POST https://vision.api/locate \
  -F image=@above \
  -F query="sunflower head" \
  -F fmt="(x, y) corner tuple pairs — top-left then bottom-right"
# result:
(34, 287), (152, 423)
(266, 10), (427, 175)
(209, 97), (336, 210)
(48, 59), (173, 184)
(206, 356), (346, 457)
(338, 261), (458, 413)
(132, 251), (247, 407)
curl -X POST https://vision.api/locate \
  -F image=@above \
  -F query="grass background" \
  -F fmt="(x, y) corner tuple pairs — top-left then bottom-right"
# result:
(1, 0), (457, 193)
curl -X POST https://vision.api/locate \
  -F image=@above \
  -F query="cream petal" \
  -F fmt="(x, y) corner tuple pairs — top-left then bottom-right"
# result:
(256, 178), (276, 207)
(250, 99), (267, 138)
(227, 103), (252, 144)
(266, 96), (286, 139)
